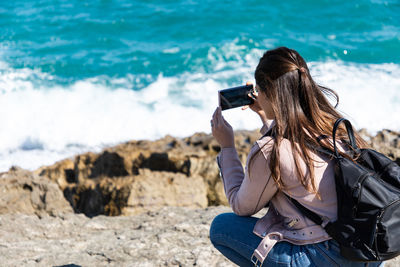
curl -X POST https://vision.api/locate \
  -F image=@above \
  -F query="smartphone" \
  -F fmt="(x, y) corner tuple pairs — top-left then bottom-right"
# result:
(218, 84), (254, 110)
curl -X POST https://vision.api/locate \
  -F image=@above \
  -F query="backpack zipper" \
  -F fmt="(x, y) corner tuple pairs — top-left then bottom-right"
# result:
(352, 173), (370, 217)
(377, 198), (400, 222)
(375, 198), (400, 259)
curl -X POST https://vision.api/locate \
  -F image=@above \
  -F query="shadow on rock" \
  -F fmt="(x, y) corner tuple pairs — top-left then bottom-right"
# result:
(90, 151), (128, 178)
(133, 152), (191, 176)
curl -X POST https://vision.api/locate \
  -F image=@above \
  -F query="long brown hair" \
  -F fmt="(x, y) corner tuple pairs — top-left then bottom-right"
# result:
(254, 47), (367, 194)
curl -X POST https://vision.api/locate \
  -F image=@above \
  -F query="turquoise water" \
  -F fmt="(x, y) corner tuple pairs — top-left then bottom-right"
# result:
(0, 0), (400, 170)
(1, 0), (399, 84)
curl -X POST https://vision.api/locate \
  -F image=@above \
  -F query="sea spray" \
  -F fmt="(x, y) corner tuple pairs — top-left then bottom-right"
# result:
(1, 58), (399, 171)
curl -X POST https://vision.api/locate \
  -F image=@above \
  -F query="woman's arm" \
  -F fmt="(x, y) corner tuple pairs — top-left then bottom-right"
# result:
(211, 106), (278, 216)
(218, 141), (278, 216)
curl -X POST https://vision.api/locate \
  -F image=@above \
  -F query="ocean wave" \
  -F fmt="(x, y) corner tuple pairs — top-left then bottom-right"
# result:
(0, 57), (399, 171)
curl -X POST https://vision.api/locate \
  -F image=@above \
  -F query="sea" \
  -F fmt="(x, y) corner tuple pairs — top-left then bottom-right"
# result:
(0, 0), (399, 171)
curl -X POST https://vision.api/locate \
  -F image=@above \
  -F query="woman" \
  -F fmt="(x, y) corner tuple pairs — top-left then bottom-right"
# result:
(209, 47), (383, 266)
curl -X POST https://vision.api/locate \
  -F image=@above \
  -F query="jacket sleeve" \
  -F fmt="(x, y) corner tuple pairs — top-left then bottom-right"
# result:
(217, 142), (278, 216)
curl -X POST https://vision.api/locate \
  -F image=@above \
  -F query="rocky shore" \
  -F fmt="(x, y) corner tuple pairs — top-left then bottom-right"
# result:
(34, 130), (262, 217)
(1, 129), (400, 266)
(0, 205), (236, 266)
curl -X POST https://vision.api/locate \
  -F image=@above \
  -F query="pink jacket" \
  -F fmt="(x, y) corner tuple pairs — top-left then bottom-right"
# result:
(217, 122), (337, 265)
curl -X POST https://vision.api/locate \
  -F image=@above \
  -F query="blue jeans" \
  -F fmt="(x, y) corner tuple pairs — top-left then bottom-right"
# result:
(209, 213), (384, 267)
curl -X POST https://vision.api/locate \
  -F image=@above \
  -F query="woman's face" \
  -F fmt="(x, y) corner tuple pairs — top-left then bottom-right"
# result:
(256, 84), (275, 120)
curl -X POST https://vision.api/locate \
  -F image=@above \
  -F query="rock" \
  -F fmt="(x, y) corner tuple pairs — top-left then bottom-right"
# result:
(32, 129), (400, 217)
(124, 169), (208, 215)
(1, 127), (400, 266)
(35, 130), (259, 216)
(369, 129), (400, 165)
(0, 167), (73, 216)
(62, 176), (133, 217)
(0, 206), (398, 266)
(0, 206), (234, 266)
(358, 128), (372, 142)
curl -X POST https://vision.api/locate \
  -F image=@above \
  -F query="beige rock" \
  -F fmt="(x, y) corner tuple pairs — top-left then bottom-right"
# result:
(0, 167), (73, 216)
(370, 129), (400, 165)
(36, 158), (75, 188)
(124, 169), (208, 215)
(33, 131), (257, 216)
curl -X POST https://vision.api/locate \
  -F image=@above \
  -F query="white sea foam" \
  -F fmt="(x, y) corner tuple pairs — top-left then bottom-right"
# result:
(162, 47), (181, 54)
(309, 61), (400, 131)
(0, 57), (399, 172)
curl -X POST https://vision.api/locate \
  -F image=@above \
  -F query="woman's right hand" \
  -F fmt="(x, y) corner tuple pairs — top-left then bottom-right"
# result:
(211, 107), (235, 148)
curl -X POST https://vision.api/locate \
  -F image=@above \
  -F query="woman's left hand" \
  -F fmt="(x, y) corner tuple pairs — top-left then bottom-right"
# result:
(242, 82), (268, 124)
(211, 107), (235, 148)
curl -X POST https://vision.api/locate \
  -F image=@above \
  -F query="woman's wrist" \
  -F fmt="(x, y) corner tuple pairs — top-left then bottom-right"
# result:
(220, 140), (235, 149)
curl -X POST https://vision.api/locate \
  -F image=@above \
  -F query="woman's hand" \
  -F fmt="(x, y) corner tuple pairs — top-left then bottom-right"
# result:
(211, 107), (235, 148)
(242, 82), (268, 124)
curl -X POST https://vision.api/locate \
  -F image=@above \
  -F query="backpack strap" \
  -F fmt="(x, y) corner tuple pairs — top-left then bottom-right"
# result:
(261, 127), (274, 138)
(262, 119), (357, 159)
(286, 118), (358, 233)
(313, 146), (336, 158)
(285, 195), (332, 228)
(332, 118), (360, 158)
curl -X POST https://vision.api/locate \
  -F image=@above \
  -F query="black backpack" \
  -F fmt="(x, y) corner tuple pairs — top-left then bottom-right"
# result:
(288, 118), (400, 262)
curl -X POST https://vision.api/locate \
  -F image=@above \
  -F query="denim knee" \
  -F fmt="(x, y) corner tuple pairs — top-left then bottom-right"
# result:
(209, 212), (236, 245)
